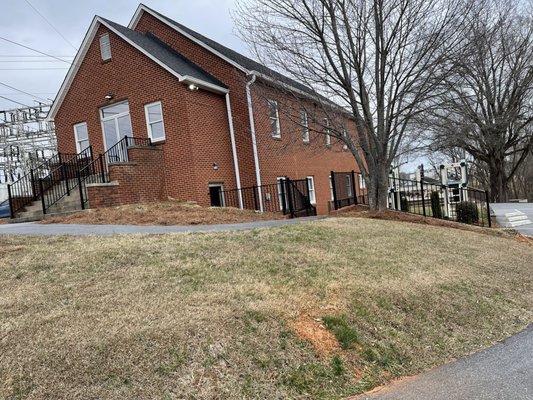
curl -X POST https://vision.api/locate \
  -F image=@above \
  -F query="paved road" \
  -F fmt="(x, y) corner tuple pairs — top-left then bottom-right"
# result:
(356, 324), (533, 400)
(0, 216), (320, 236)
(490, 203), (533, 236)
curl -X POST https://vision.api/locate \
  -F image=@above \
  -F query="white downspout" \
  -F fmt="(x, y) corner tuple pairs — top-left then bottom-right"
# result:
(225, 93), (243, 209)
(246, 74), (264, 212)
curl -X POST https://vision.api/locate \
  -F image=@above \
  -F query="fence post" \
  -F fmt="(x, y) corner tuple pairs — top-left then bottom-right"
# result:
(421, 179), (426, 217)
(286, 178), (295, 218)
(77, 171), (85, 210)
(30, 168), (36, 200)
(99, 155), (106, 183)
(7, 184), (14, 219)
(39, 179), (46, 215)
(485, 190), (492, 228)
(252, 185), (259, 211)
(331, 171), (338, 210)
(351, 170), (358, 205)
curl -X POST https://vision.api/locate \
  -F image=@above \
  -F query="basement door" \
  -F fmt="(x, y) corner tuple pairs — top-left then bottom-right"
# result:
(209, 184), (225, 207)
(100, 101), (133, 156)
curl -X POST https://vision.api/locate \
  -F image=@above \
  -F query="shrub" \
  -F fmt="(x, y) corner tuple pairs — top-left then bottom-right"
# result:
(456, 201), (479, 224)
(400, 197), (409, 212)
(430, 191), (443, 219)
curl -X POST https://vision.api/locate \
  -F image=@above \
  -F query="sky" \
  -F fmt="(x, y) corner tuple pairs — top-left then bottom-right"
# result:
(0, 0), (246, 111)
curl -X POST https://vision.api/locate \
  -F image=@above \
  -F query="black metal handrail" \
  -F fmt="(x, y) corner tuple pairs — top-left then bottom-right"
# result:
(39, 147), (93, 215)
(7, 151), (78, 218)
(77, 136), (152, 210)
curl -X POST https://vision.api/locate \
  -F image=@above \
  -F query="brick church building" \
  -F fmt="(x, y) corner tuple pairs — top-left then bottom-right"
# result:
(48, 4), (360, 215)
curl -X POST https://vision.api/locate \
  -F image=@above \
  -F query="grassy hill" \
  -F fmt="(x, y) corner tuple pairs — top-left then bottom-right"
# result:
(1, 218), (532, 399)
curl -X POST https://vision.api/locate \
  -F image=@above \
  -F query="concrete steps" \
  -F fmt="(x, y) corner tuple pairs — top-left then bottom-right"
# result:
(13, 189), (84, 222)
(502, 210), (532, 228)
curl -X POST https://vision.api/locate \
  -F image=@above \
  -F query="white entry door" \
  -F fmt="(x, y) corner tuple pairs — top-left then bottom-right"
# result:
(101, 101), (133, 152)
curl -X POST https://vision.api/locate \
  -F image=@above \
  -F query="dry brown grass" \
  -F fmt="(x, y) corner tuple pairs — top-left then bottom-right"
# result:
(39, 201), (285, 225)
(1, 218), (532, 399)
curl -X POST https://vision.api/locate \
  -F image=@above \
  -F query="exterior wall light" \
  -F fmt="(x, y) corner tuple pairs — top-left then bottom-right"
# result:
(104, 94), (114, 100)
(188, 84), (199, 91)
(212, 163), (219, 170)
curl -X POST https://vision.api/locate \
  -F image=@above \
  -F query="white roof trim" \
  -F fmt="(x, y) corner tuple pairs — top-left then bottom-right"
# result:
(48, 16), (227, 120)
(180, 76), (229, 94)
(128, 4), (249, 74)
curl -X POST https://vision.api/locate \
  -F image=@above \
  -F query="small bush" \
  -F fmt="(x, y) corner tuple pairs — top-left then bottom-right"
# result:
(400, 197), (409, 212)
(430, 191), (443, 219)
(456, 201), (479, 224)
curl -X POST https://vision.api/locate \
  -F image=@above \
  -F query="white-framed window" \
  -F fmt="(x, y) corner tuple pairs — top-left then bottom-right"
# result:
(301, 110), (309, 143)
(342, 128), (348, 150)
(329, 176), (334, 201)
(307, 176), (316, 204)
(324, 118), (331, 146)
(99, 33), (112, 61)
(144, 101), (165, 142)
(359, 174), (366, 189)
(277, 176), (287, 210)
(346, 174), (353, 197)
(73, 122), (89, 153)
(268, 99), (281, 138)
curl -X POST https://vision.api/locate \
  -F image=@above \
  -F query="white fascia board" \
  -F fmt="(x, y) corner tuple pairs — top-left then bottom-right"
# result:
(128, 5), (249, 74)
(180, 76), (229, 94)
(47, 16), (100, 121)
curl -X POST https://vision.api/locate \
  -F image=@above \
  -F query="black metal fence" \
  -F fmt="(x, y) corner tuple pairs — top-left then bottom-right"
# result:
(330, 170), (368, 210)
(388, 176), (491, 227)
(7, 151), (77, 218)
(220, 177), (316, 218)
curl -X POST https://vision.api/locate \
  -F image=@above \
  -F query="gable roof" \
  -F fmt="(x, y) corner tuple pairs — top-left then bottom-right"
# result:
(129, 4), (332, 103)
(48, 16), (228, 120)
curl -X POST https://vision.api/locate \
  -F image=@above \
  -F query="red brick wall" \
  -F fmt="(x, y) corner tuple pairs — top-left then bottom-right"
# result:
(54, 23), (237, 207)
(133, 11), (361, 215)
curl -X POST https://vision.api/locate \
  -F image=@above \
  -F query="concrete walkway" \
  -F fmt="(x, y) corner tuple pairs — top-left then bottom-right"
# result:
(491, 203), (533, 236)
(356, 324), (533, 400)
(0, 216), (320, 236)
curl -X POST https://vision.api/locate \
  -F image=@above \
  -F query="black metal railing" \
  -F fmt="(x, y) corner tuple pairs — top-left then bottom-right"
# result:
(331, 170), (368, 210)
(39, 147), (93, 214)
(77, 136), (152, 210)
(220, 177), (316, 218)
(7, 151), (77, 218)
(387, 176), (491, 227)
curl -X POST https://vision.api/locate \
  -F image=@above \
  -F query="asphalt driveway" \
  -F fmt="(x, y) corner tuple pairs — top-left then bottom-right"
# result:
(0, 216), (320, 236)
(356, 324), (533, 400)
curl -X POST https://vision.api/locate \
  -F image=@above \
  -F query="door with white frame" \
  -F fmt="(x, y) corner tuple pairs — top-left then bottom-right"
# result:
(100, 101), (133, 162)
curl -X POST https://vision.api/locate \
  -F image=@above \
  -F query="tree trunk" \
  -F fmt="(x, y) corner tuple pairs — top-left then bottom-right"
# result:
(488, 157), (509, 203)
(367, 164), (390, 211)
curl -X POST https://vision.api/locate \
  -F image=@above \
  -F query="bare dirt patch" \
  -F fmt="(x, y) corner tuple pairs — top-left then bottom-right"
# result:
(39, 200), (285, 225)
(290, 314), (341, 356)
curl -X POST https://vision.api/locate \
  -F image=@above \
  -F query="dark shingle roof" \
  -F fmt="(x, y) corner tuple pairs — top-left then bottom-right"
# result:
(101, 18), (227, 89)
(139, 5), (324, 99)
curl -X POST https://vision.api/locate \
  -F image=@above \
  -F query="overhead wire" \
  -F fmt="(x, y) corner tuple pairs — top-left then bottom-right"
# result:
(23, 0), (78, 51)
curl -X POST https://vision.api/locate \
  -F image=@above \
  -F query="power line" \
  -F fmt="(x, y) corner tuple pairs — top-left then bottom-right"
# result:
(0, 55), (74, 58)
(0, 37), (72, 64)
(0, 68), (69, 70)
(0, 60), (73, 63)
(0, 82), (49, 102)
(0, 95), (30, 108)
(23, 0), (78, 51)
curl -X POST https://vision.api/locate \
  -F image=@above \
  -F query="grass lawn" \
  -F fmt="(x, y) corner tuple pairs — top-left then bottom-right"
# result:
(1, 217), (532, 399)
(39, 201), (285, 225)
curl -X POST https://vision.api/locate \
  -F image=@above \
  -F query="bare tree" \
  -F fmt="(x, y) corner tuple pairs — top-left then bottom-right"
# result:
(236, 0), (467, 210)
(423, 0), (533, 202)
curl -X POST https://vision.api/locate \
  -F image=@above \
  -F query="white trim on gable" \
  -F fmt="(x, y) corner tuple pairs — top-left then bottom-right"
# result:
(128, 4), (249, 74)
(48, 16), (228, 120)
